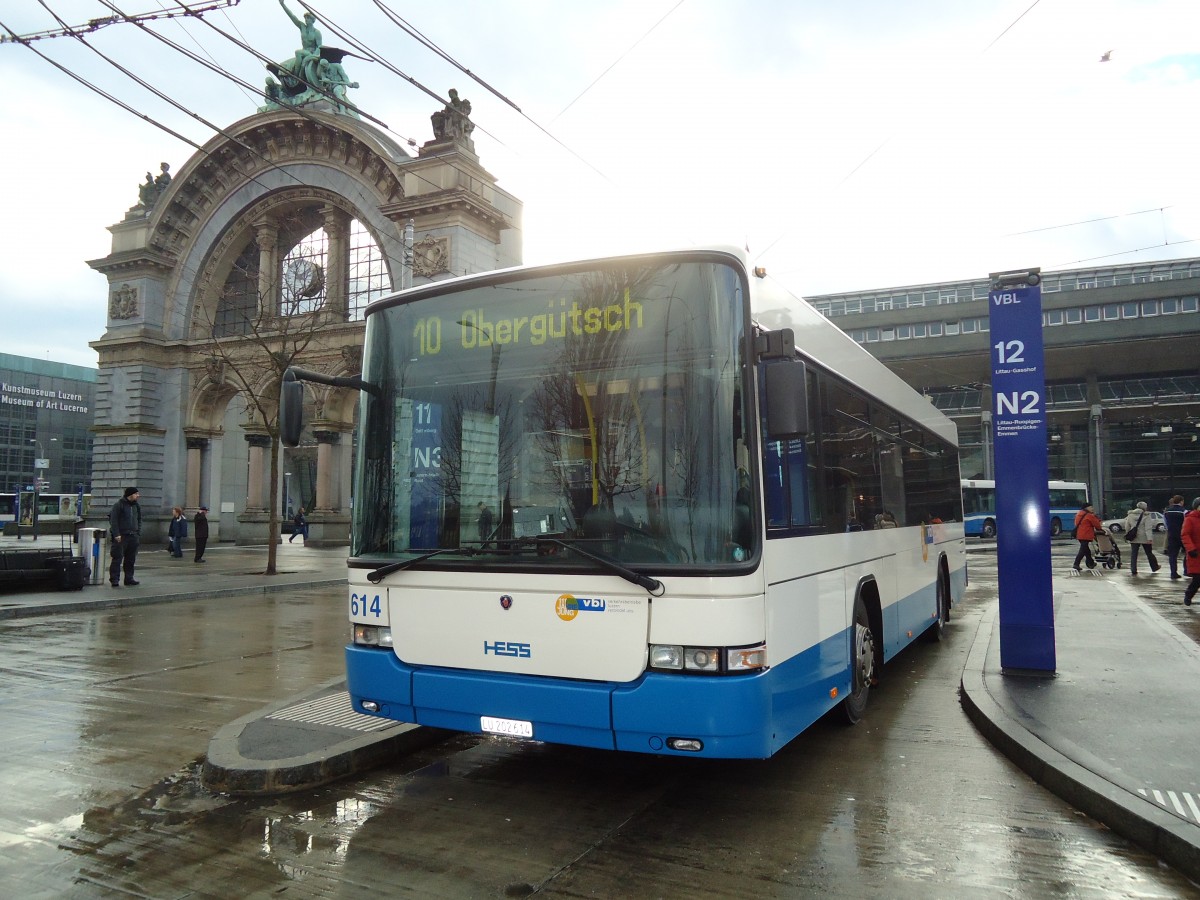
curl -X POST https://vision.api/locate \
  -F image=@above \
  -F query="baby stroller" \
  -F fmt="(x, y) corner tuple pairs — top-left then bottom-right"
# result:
(1092, 529), (1121, 569)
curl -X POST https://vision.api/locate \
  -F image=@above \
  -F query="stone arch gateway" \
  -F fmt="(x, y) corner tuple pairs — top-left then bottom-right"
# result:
(88, 107), (521, 545)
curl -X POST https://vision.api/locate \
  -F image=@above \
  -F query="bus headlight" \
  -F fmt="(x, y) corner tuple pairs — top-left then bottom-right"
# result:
(353, 624), (393, 647)
(649, 642), (766, 674)
(649, 644), (683, 670)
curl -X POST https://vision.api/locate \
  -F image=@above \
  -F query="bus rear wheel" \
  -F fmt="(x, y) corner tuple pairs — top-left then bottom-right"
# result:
(982, 519), (996, 539)
(841, 596), (877, 725)
(1051, 517), (1062, 537)
(925, 568), (949, 642)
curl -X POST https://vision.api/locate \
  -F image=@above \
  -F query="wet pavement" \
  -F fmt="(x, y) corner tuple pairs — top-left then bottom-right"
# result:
(0, 533), (348, 619)
(2, 535), (1200, 890)
(962, 541), (1200, 881)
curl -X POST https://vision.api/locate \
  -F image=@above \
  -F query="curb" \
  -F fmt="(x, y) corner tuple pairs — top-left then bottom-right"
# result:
(201, 678), (451, 796)
(960, 603), (1200, 881)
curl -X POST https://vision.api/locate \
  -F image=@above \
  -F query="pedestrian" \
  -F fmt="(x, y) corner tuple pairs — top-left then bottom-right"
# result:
(1164, 494), (1186, 580)
(108, 487), (142, 587)
(1181, 497), (1200, 605)
(477, 501), (494, 544)
(1071, 502), (1104, 572)
(1123, 500), (1160, 575)
(289, 506), (308, 543)
(168, 506), (188, 558)
(193, 505), (209, 562)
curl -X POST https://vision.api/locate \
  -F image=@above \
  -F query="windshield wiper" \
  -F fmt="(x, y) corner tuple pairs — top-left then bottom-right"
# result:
(367, 540), (665, 596)
(367, 547), (476, 584)
(532, 536), (665, 596)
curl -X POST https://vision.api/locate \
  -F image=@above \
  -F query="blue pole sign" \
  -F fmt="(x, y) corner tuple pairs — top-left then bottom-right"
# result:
(988, 269), (1055, 672)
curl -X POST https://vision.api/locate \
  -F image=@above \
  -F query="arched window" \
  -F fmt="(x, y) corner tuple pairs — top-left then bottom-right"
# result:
(348, 218), (390, 319)
(212, 205), (391, 332)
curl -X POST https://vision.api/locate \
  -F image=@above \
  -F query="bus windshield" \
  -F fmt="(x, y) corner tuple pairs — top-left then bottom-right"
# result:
(352, 258), (753, 570)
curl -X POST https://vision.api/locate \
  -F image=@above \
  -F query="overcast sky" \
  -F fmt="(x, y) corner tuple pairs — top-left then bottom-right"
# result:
(2, 0), (1199, 369)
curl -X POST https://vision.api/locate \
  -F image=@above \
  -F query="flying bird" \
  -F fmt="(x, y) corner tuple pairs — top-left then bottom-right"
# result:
(1100, 50), (1112, 62)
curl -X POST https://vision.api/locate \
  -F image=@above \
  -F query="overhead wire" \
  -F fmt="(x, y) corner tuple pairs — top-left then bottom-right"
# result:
(82, 0), (479, 275)
(365, 0), (614, 181)
(142, 0), (390, 131)
(1006, 206), (1171, 237)
(0, 0), (238, 43)
(291, 2), (503, 148)
(0, 14), (201, 152)
(151, 0), (259, 107)
(369, 0), (522, 113)
(35, 0), (305, 197)
(3, 1), (471, 306)
(1048, 237), (1199, 270)
(168, 0), (529, 220)
(551, 0), (687, 123)
(757, 0), (1048, 264)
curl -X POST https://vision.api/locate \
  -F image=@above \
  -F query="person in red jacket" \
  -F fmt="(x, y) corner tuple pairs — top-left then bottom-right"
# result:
(1072, 503), (1104, 572)
(1181, 497), (1200, 605)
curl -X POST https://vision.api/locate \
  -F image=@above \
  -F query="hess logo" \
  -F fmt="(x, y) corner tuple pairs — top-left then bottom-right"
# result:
(555, 593), (606, 621)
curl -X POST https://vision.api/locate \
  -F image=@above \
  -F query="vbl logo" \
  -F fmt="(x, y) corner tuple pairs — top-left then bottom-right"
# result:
(484, 640), (531, 658)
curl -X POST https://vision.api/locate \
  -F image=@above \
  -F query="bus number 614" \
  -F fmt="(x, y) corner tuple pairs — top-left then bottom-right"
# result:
(350, 592), (382, 619)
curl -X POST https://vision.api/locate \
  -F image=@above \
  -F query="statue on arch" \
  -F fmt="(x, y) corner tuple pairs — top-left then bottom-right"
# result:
(133, 162), (172, 211)
(261, 0), (360, 117)
(154, 162), (171, 193)
(137, 172), (156, 208)
(430, 89), (475, 150)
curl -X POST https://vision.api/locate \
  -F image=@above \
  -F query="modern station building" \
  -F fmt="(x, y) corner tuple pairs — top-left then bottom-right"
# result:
(0, 353), (96, 495)
(808, 257), (1200, 518)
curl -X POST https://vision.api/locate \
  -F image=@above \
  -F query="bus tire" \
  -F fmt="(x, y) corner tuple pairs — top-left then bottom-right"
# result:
(925, 566), (949, 642)
(982, 519), (996, 539)
(841, 595), (877, 725)
(1050, 517), (1062, 537)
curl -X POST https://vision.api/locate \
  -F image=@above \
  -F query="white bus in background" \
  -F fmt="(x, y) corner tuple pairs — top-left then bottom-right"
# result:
(283, 246), (967, 758)
(960, 478), (1089, 538)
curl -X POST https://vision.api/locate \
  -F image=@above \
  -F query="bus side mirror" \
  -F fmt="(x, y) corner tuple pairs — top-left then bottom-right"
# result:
(764, 360), (809, 438)
(280, 371), (304, 447)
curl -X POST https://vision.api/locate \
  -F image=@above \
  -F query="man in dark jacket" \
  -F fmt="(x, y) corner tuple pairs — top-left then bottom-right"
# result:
(108, 487), (142, 587)
(1165, 495), (1186, 580)
(289, 507), (308, 543)
(193, 505), (210, 563)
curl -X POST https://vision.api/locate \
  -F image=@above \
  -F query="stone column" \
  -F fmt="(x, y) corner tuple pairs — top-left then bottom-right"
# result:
(253, 219), (280, 317)
(245, 433), (272, 511)
(322, 206), (352, 321)
(185, 436), (209, 509)
(313, 429), (341, 511)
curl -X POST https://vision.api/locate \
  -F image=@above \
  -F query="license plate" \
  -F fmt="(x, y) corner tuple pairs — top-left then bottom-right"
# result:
(481, 715), (534, 738)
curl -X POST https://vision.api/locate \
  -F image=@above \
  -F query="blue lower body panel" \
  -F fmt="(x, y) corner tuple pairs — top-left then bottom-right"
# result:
(346, 629), (851, 759)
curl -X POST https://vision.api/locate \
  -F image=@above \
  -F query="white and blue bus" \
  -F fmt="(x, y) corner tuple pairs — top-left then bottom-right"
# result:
(283, 246), (967, 758)
(960, 479), (1089, 539)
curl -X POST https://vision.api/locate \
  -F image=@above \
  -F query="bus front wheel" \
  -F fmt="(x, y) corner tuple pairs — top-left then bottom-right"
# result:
(982, 519), (996, 539)
(842, 596), (877, 725)
(1050, 517), (1062, 537)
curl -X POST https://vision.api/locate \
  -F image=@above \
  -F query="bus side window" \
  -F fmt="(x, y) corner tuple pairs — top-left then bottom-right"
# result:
(821, 380), (882, 532)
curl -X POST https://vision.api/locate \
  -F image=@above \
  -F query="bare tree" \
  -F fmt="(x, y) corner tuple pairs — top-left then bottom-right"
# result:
(189, 208), (359, 574)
